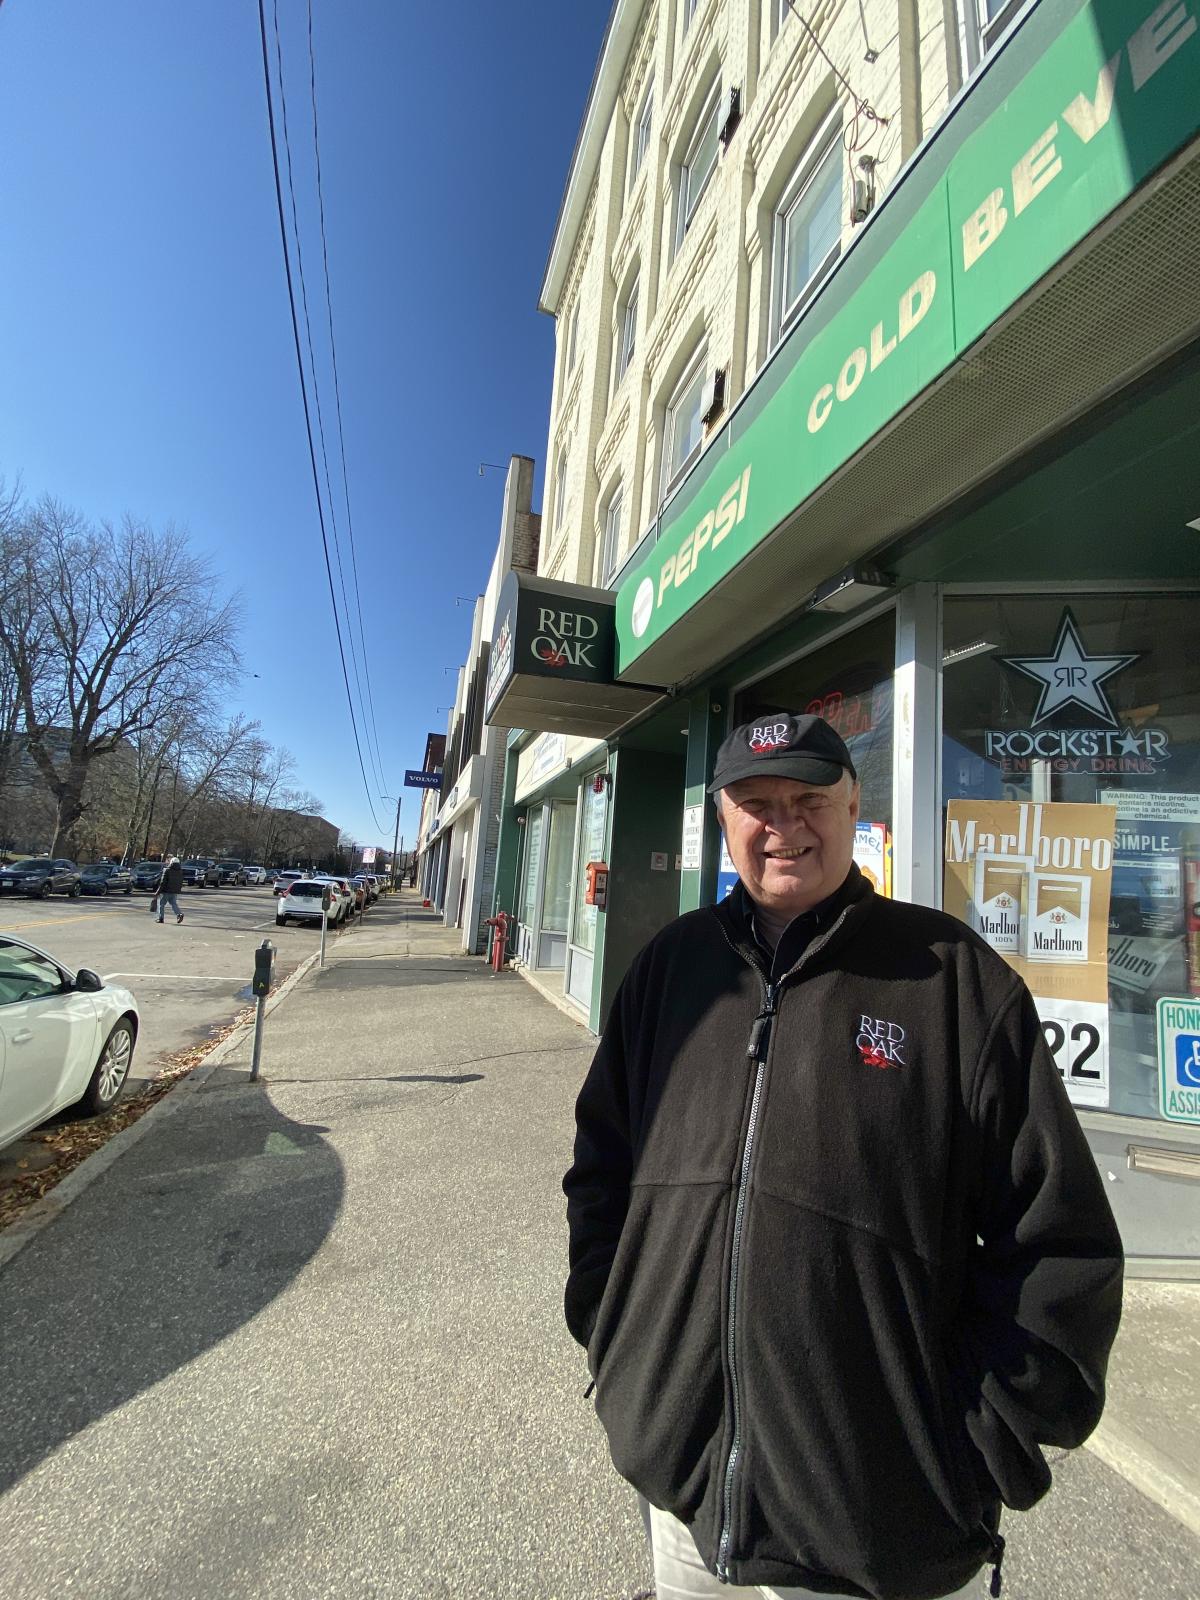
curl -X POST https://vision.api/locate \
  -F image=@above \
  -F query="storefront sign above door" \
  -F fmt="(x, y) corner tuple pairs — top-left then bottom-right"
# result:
(615, 0), (1200, 679)
(485, 570), (660, 737)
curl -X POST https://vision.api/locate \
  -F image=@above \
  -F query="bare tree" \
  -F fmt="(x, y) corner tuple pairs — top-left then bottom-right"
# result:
(0, 499), (242, 855)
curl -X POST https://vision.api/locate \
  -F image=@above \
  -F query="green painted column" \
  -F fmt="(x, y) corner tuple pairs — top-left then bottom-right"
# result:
(678, 684), (728, 913)
(490, 739), (522, 920)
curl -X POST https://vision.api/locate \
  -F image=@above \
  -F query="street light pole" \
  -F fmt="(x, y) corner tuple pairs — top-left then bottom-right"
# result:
(382, 794), (401, 890)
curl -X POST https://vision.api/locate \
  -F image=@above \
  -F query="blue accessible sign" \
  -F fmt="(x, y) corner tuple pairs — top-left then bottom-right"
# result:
(1156, 997), (1200, 1124)
(404, 769), (442, 790)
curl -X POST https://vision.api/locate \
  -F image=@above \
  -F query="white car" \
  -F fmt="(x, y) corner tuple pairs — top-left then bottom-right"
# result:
(273, 869), (308, 898)
(242, 864), (267, 885)
(275, 877), (349, 928)
(0, 934), (139, 1152)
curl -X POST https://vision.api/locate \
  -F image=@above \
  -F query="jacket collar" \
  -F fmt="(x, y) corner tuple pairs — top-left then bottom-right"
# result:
(713, 865), (874, 979)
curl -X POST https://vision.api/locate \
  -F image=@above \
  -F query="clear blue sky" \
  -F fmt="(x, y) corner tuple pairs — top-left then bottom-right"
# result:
(0, 0), (608, 850)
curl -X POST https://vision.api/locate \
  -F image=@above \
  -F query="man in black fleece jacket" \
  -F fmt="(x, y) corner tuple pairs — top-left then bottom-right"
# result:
(563, 713), (1122, 1600)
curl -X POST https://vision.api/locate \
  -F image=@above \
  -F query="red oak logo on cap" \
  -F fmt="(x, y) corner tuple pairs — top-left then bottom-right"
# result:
(748, 720), (792, 753)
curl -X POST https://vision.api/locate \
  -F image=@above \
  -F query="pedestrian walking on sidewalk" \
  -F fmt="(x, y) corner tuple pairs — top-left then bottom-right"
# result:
(564, 713), (1123, 1600)
(153, 856), (185, 924)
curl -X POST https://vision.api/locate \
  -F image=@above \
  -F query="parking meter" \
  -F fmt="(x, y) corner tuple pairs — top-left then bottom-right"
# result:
(321, 884), (333, 914)
(252, 939), (275, 997)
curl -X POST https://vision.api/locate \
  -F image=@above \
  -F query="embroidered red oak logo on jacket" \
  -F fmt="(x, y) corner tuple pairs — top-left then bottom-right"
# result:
(856, 1014), (906, 1068)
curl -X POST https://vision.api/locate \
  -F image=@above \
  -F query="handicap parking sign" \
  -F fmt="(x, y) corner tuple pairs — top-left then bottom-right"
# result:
(1157, 999), (1200, 1123)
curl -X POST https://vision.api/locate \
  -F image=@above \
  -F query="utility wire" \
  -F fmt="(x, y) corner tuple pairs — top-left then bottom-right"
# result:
(256, 0), (387, 835)
(305, 0), (390, 796)
(269, 0), (389, 801)
(783, 0), (889, 193)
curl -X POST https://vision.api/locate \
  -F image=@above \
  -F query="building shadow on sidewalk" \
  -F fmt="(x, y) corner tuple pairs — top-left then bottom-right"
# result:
(0, 1087), (343, 1496)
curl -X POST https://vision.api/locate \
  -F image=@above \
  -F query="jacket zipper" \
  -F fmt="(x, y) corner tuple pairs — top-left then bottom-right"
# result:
(716, 976), (777, 1582)
(713, 903), (857, 1583)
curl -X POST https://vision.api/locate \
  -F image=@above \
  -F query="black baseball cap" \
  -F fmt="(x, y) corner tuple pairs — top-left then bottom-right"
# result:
(707, 713), (857, 793)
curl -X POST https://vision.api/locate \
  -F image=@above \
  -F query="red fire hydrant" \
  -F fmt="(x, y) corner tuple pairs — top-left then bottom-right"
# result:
(484, 909), (511, 973)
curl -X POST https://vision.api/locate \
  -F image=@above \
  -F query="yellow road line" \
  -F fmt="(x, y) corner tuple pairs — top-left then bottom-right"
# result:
(0, 911), (107, 931)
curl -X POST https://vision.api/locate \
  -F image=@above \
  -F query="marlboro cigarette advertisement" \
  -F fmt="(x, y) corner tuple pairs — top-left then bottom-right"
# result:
(944, 801), (1116, 1109)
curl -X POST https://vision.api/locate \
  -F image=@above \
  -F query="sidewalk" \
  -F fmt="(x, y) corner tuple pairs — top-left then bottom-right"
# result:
(0, 894), (1196, 1598)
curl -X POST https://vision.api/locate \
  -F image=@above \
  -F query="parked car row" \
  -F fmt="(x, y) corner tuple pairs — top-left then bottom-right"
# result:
(0, 855), (369, 900)
(274, 872), (387, 929)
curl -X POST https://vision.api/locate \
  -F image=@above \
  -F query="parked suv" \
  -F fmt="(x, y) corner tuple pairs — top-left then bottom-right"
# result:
(79, 862), (134, 896)
(0, 858), (82, 899)
(273, 870), (307, 897)
(182, 858), (220, 888)
(216, 859), (247, 886)
(276, 878), (346, 927)
(242, 864), (268, 885)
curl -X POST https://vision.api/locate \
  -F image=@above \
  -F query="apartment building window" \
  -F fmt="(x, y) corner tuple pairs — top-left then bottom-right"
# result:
(552, 448), (568, 535)
(772, 125), (843, 345)
(770, 0), (792, 39)
(600, 486), (623, 585)
(676, 80), (722, 253)
(616, 273), (639, 384)
(566, 301), (580, 375)
(630, 80), (653, 191)
(683, 0), (699, 32)
(661, 348), (707, 499)
(977, 0), (1023, 52)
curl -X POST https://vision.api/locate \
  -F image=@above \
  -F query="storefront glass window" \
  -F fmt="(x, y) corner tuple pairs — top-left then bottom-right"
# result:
(518, 808), (543, 926)
(941, 593), (1200, 1123)
(735, 611), (896, 894)
(540, 800), (577, 936)
(571, 773), (609, 957)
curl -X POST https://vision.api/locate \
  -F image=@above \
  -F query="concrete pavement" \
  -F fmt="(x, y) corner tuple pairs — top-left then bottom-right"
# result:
(0, 894), (1197, 1598)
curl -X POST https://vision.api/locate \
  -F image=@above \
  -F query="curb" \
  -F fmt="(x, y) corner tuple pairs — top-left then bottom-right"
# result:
(0, 947), (322, 1275)
(1085, 1418), (1200, 1540)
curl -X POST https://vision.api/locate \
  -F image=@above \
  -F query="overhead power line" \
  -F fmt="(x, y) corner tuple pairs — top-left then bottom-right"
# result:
(268, 0), (389, 801)
(256, 0), (386, 835)
(304, 0), (390, 798)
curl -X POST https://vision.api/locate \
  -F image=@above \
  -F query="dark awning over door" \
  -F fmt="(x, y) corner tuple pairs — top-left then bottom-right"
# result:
(485, 571), (661, 737)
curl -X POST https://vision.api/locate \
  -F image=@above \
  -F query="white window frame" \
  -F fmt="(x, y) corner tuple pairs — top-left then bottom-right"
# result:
(630, 79), (653, 191)
(770, 119), (843, 348)
(977, 0), (1023, 52)
(683, 0), (699, 33)
(600, 486), (624, 585)
(675, 79), (722, 254)
(660, 346), (708, 502)
(552, 449), (568, 535)
(615, 273), (639, 385)
(771, 0), (792, 39)
(566, 301), (580, 375)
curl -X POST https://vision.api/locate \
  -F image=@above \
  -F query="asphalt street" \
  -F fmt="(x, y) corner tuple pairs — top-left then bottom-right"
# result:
(0, 902), (1196, 1598)
(0, 883), (351, 1180)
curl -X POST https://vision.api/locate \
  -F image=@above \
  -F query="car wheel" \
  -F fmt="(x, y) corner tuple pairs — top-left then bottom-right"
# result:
(124, 884), (132, 895)
(79, 1018), (135, 1115)
(69, 881), (81, 898)
(276, 914), (287, 926)
(39, 880), (52, 899)
(101, 883), (110, 897)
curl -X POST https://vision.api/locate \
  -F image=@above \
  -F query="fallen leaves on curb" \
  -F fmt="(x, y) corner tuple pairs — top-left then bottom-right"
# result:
(0, 1003), (260, 1235)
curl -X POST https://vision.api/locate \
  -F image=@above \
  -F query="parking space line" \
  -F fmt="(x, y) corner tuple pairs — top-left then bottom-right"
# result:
(102, 972), (244, 982)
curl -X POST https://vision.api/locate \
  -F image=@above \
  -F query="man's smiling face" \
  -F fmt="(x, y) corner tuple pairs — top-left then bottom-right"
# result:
(719, 773), (860, 917)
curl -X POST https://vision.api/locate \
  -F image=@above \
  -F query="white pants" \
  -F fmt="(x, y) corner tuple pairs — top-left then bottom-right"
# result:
(640, 1499), (981, 1600)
